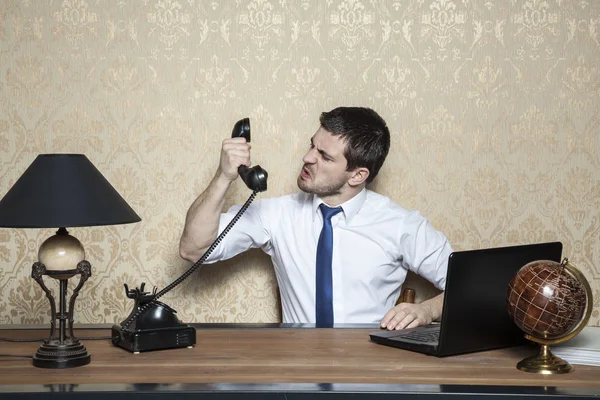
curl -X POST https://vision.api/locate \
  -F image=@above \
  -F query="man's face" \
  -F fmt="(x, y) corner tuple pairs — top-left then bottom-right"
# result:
(297, 127), (352, 198)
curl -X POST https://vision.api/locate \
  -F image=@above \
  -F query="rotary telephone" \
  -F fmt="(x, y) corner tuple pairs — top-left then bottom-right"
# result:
(111, 118), (268, 353)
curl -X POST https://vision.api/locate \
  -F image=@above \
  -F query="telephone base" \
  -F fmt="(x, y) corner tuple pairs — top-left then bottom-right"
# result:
(111, 324), (196, 353)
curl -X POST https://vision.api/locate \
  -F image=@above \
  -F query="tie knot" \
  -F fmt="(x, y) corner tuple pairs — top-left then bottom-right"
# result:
(319, 203), (342, 221)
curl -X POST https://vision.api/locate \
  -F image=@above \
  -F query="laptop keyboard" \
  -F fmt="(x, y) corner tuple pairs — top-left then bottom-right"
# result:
(392, 328), (440, 343)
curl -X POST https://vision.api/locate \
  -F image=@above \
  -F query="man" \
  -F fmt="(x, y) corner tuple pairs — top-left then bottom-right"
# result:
(180, 107), (453, 330)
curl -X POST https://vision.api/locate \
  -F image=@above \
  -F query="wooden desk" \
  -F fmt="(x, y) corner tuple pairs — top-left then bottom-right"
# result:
(1, 324), (599, 399)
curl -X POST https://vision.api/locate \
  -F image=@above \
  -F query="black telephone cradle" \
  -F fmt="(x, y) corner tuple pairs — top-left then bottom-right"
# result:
(111, 283), (195, 353)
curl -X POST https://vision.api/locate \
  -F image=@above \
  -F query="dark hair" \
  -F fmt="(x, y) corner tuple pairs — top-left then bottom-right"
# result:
(319, 107), (390, 184)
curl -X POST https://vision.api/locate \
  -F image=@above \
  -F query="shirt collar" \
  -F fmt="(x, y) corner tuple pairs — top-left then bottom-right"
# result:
(311, 188), (367, 224)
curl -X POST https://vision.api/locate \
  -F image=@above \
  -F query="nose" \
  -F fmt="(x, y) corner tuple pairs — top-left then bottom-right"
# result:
(302, 147), (317, 164)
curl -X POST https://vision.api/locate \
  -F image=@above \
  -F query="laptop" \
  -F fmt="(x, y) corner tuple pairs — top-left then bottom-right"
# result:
(369, 241), (563, 357)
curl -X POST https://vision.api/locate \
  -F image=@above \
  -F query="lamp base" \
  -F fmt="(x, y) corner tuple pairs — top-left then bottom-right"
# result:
(32, 338), (91, 369)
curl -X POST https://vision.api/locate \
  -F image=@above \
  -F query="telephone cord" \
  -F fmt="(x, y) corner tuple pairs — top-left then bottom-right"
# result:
(119, 191), (258, 331)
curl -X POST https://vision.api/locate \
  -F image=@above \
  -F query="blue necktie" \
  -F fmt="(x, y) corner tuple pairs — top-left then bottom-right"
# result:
(315, 203), (342, 327)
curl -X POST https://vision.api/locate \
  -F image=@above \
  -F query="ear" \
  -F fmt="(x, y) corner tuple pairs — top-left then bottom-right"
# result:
(347, 167), (370, 187)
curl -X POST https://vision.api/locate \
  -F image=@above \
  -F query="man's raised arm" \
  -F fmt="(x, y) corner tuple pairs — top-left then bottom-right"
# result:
(179, 137), (250, 262)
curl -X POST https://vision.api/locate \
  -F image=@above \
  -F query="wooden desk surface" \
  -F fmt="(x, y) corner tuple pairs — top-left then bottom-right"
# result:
(1, 326), (599, 389)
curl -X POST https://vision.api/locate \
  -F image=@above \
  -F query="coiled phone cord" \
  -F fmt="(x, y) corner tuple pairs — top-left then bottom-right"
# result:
(119, 191), (258, 331)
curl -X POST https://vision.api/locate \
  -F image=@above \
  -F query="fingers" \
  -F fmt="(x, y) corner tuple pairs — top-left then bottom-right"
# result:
(380, 308), (396, 330)
(404, 318), (422, 330)
(384, 310), (418, 330)
(223, 138), (252, 160)
(380, 307), (414, 330)
(220, 138), (252, 180)
(380, 304), (431, 331)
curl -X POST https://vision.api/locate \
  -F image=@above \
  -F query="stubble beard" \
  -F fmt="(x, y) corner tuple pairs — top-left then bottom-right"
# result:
(297, 170), (346, 198)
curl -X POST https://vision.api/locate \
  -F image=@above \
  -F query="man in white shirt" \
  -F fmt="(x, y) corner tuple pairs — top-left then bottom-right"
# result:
(179, 107), (453, 330)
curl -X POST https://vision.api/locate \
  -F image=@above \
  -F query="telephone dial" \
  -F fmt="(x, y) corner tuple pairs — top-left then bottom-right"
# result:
(111, 118), (268, 353)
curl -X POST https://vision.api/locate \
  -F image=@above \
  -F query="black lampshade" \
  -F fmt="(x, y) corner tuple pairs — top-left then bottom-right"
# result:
(0, 154), (141, 228)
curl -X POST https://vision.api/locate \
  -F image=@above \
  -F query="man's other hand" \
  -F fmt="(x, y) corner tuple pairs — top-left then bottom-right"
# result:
(380, 302), (434, 330)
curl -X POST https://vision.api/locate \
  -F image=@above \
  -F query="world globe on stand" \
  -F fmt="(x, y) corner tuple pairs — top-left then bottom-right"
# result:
(507, 258), (593, 374)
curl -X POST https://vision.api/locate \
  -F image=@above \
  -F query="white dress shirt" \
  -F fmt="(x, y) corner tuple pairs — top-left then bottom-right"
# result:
(205, 189), (453, 324)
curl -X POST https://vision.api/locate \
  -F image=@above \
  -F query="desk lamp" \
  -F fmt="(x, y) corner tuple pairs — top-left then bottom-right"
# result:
(0, 154), (141, 368)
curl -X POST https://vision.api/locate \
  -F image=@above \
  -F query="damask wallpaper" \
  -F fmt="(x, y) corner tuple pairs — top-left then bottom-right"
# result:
(0, 0), (598, 326)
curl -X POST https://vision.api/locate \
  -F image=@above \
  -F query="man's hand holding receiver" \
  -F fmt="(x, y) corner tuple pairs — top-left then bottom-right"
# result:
(219, 137), (251, 181)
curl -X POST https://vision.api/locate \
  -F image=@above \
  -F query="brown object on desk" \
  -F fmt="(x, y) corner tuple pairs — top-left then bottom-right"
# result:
(0, 327), (599, 388)
(398, 287), (416, 304)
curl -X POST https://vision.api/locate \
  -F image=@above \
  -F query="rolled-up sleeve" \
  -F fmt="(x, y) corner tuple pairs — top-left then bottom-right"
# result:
(203, 201), (271, 264)
(399, 211), (453, 290)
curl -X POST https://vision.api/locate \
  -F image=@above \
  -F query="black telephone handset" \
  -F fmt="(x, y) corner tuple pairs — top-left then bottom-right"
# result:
(111, 118), (268, 353)
(231, 118), (268, 192)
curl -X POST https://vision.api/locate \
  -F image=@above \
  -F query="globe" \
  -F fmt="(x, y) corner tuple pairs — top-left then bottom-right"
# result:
(506, 258), (593, 374)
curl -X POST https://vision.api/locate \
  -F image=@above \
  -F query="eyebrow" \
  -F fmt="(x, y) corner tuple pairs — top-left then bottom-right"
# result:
(311, 137), (335, 160)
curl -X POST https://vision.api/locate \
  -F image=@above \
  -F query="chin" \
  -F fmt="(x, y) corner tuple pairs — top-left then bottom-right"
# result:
(296, 176), (321, 196)
(297, 177), (314, 194)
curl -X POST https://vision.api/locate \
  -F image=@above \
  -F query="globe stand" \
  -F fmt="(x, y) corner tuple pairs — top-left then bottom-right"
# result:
(513, 258), (593, 375)
(517, 343), (572, 374)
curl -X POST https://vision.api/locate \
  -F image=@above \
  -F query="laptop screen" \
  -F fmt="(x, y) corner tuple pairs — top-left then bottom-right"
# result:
(436, 242), (561, 355)
(370, 241), (563, 357)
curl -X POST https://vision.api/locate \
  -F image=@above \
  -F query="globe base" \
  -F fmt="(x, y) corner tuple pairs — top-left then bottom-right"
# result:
(517, 344), (573, 374)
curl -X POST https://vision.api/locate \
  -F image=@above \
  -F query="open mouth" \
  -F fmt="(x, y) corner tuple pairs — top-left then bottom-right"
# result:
(301, 166), (311, 179)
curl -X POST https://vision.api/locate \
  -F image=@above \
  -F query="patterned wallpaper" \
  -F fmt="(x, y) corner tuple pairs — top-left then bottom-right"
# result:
(0, 0), (598, 327)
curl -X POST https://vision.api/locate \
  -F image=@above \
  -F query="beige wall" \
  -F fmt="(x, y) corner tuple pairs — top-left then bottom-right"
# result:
(0, 1), (598, 326)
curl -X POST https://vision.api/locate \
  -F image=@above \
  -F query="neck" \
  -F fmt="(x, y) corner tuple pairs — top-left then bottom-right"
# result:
(320, 185), (364, 207)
